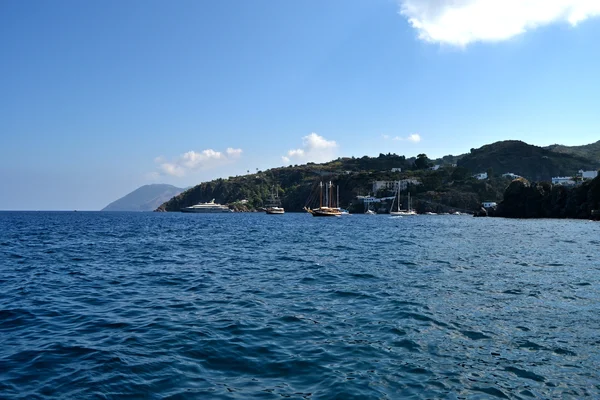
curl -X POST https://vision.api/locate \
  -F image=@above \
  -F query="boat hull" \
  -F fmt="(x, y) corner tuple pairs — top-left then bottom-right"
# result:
(390, 211), (417, 216)
(305, 207), (341, 217)
(265, 208), (285, 214)
(181, 208), (232, 213)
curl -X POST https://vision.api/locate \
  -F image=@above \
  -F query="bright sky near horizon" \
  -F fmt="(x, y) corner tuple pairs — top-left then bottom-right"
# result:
(1, 0), (600, 210)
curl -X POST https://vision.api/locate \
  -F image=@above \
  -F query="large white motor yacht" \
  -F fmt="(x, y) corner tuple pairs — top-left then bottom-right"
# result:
(181, 199), (232, 213)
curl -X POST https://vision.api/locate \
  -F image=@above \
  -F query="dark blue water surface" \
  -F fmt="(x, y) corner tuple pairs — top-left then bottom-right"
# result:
(1, 212), (599, 399)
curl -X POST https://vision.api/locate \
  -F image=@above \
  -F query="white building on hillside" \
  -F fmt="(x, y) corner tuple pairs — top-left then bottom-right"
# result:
(552, 176), (575, 185)
(502, 172), (521, 180)
(482, 201), (497, 208)
(429, 165), (440, 171)
(579, 170), (598, 180)
(473, 172), (488, 180)
(391, 168), (402, 172)
(372, 179), (421, 193)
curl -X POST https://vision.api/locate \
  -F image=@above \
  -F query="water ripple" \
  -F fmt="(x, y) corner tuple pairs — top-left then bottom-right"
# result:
(1, 212), (599, 398)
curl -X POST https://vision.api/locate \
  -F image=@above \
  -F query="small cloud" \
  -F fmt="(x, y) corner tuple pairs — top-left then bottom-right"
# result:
(407, 133), (421, 143)
(382, 134), (390, 140)
(282, 133), (338, 164)
(153, 147), (243, 177)
(226, 147), (243, 157)
(385, 133), (422, 143)
(398, 0), (600, 47)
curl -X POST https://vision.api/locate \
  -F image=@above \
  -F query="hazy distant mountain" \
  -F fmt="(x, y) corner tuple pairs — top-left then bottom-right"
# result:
(102, 184), (185, 211)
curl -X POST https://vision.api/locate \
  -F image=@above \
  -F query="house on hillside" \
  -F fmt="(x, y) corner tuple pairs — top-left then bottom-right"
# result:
(429, 165), (440, 171)
(372, 179), (421, 193)
(391, 168), (402, 172)
(579, 170), (598, 180)
(552, 176), (576, 186)
(482, 201), (497, 208)
(473, 172), (488, 180)
(502, 172), (522, 179)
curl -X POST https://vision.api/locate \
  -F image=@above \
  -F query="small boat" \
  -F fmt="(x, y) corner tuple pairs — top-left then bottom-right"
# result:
(266, 206), (285, 215)
(265, 185), (285, 214)
(365, 209), (376, 215)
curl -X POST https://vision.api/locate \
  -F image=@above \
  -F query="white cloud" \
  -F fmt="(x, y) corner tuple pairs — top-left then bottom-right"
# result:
(155, 147), (242, 177)
(384, 133), (422, 143)
(407, 133), (421, 143)
(282, 133), (338, 164)
(398, 0), (600, 46)
(226, 147), (243, 157)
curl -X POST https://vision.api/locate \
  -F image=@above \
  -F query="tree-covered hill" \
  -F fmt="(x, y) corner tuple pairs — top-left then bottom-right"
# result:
(157, 140), (600, 213)
(546, 140), (600, 163)
(157, 156), (510, 213)
(457, 140), (598, 181)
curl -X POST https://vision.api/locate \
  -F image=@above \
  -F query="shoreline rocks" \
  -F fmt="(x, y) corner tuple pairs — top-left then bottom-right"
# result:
(490, 176), (600, 219)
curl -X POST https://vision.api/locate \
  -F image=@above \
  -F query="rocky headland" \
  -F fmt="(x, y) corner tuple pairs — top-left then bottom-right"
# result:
(485, 176), (600, 219)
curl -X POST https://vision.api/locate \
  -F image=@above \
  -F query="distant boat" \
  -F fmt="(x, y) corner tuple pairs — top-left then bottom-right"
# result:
(390, 183), (417, 216)
(181, 199), (232, 213)
(305, 181), (342, 217)
(365, 209), (376, 215)
(266, 206), (285, 215)
(265, 185), (285, 214)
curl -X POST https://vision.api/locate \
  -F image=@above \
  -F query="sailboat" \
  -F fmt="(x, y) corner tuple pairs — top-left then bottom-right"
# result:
(390, 182), (417, 216)
(265, 185), (285, 214)
(304, 181), (342, 217)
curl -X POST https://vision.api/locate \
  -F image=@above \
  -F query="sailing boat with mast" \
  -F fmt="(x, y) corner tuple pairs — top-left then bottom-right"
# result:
(390, 181), (417, 216)
(304, 181), (342, 217)
(265, 185), (284, 214)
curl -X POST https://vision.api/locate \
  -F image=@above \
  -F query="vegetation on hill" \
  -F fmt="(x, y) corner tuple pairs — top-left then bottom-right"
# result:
(157, 154), (511, 213)
(156, 140), (600, 214)
(492, 175), (600, 219)
(546, 140), (600, 163)
(457, 140), (599, 182)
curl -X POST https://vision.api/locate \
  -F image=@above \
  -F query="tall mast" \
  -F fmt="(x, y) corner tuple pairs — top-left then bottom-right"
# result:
(319, 181), (323, 208)
(337, 185), (339, 208)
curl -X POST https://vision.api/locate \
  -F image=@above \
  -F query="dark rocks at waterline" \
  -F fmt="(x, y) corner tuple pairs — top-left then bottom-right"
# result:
(473, 207), (488, 217)
(492, 176), (600, 219)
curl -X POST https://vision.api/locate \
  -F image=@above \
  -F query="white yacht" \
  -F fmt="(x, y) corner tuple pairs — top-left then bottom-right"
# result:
(181, 199), (232, 213)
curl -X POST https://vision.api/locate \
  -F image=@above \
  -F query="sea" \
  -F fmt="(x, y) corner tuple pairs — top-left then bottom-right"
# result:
(1, 211), (599, 399)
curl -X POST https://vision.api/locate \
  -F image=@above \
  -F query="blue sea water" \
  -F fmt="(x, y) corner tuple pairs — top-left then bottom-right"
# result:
(1, 211), (599, 399)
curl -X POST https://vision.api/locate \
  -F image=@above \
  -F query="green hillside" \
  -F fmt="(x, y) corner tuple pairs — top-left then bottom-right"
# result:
(457, 140), (598, 181)
(546, 140), (600, 162)
(157, 140), (600, 213)
(157, 155), (510, 213)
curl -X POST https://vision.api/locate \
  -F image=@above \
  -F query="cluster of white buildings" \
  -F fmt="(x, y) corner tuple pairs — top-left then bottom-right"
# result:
(552, 170), (599, 186)
(372, 179), (421, 193)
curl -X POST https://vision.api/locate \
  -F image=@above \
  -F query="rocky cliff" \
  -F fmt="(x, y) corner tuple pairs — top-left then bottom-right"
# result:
(492, 176), (600, 219)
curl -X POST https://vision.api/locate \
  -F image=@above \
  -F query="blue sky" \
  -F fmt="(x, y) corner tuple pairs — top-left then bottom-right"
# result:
(1, 0), (600, 210)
